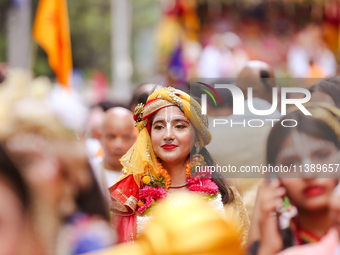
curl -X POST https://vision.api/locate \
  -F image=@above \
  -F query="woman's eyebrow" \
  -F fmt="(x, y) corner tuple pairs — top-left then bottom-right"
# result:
(152, 119), (165, 125)
(172, 118), (189, 123)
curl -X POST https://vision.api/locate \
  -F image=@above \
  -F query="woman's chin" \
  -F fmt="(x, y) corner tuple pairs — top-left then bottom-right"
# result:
(158, 154), (187, 164)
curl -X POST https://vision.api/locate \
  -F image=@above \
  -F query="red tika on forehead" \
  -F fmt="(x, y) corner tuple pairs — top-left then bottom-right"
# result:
(144, 104), (174, 136)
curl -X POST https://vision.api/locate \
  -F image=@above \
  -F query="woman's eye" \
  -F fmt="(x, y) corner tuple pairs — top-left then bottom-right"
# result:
(279, 156), (300, 167)
(175, 125), (186, 129)
(154, 125), (163, 130)
(314, 150), (330, 160)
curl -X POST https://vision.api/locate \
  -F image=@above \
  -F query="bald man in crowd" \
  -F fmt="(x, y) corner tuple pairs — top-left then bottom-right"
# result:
(91, 107), (137, 202)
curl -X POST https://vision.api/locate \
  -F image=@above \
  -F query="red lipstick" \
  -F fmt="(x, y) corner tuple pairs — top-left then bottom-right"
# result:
(303, 185), (326, 197)
(162, 144), (177, 150)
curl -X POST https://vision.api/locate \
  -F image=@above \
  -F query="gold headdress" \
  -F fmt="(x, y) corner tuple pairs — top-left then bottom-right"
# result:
(288, 102), (340, 141)
(120, 87), (212, 186)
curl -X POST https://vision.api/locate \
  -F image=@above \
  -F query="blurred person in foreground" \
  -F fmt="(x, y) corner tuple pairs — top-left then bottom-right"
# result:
(0, 72), (114, 255)
(310, 76), (340, 109)
(249, 103), (340, 255)
(206, 61), (280, 217)
(0, 142), (33, 255)
(109, 87), (249, 249)
(251, 182), (340, 255)
(91, 107), (137, 202)
(87, 195), (243, 255)
(264, 183), (340, 255)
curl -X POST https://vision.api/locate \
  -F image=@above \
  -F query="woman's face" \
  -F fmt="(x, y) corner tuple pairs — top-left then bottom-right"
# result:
(275, 132), (338, 211)
(151, 106), (196, 164)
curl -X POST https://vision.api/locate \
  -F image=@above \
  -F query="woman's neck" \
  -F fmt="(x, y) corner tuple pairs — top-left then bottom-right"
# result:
(162, 159), (189, 186)
(295, 207), (332, 238)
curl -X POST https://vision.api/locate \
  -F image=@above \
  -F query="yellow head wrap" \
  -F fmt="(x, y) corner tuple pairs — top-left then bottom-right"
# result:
(120, 87), (212, 186)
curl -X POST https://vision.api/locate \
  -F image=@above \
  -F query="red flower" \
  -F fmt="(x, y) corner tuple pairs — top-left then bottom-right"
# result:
(139, 186), (167, 200)
(138, 186), (167, 214)
(138, 197), (154, 214)
(186, 178), (218, 195)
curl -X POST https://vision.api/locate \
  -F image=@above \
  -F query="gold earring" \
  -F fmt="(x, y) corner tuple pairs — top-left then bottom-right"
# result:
(192, 142), (205, 166)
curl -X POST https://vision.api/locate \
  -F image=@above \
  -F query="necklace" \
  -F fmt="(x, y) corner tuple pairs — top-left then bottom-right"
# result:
(157, 161), (191, 190)
(169, 183), (187, 189)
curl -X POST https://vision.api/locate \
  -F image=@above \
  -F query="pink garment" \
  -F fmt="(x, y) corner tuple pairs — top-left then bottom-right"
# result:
(277, 228), (339, 255)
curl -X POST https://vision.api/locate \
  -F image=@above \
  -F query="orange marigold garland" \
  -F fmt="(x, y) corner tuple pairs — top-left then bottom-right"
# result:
(137, 157), (218, 215)
(157, 162), (191, 188)
(157, 161), (171, 190)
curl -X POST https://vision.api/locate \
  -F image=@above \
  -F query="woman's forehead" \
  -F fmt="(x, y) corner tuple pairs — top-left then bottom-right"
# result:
(153, 106), (186, 119)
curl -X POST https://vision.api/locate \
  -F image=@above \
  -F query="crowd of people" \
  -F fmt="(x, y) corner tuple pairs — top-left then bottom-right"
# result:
(154, 0), (339, 84)
(1, 62), (340, 255)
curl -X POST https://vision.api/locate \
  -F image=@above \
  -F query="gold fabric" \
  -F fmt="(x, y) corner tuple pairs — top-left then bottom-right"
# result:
(88, 195), (243, 255)
(225, 186), (250, 249)
(119, 87), (212, 186)
(289, 102), (340, 140)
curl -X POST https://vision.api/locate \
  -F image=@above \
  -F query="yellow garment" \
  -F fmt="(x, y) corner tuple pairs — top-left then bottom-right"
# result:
(120, 87), (211, 186)
(226, 186), (250, 249)
(135, 187), (249, 250)
(89, 194), (243, 255)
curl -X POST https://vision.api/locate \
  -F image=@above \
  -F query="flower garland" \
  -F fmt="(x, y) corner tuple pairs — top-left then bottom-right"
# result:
(137, 156), (219, 215)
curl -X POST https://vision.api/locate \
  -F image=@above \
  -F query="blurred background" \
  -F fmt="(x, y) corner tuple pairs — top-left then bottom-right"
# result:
(0, 0), (339, 104)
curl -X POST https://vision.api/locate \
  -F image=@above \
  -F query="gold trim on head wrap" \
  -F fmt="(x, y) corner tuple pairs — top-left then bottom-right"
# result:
(120, 87), (212, 186)
(288, 102), (340, 142)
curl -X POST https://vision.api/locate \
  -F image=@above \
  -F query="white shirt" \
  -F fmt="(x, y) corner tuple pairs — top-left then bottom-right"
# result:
(90, 157), (122, 203)
(104, 168), (122, 188)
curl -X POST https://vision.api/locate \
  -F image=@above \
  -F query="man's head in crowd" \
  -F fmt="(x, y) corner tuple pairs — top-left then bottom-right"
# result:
(100, 107), (136, 170)
(237, 60), (276, 104)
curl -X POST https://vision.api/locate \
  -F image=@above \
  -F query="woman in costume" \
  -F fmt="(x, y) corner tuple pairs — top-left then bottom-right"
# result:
(270, 183), (340, 255)
(109, 87), (249, 248)
(0, 72), (115, 255)
(248, 103), (340, 255)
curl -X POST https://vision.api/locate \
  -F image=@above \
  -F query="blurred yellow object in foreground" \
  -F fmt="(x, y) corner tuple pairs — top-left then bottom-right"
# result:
(88, 194), (242, 255)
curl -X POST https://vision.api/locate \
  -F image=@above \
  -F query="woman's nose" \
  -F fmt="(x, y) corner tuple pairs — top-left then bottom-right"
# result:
(164, 124), (174, 139)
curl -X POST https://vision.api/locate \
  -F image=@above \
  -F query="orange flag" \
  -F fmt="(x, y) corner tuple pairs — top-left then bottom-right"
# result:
(32, 0), (72, 88)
